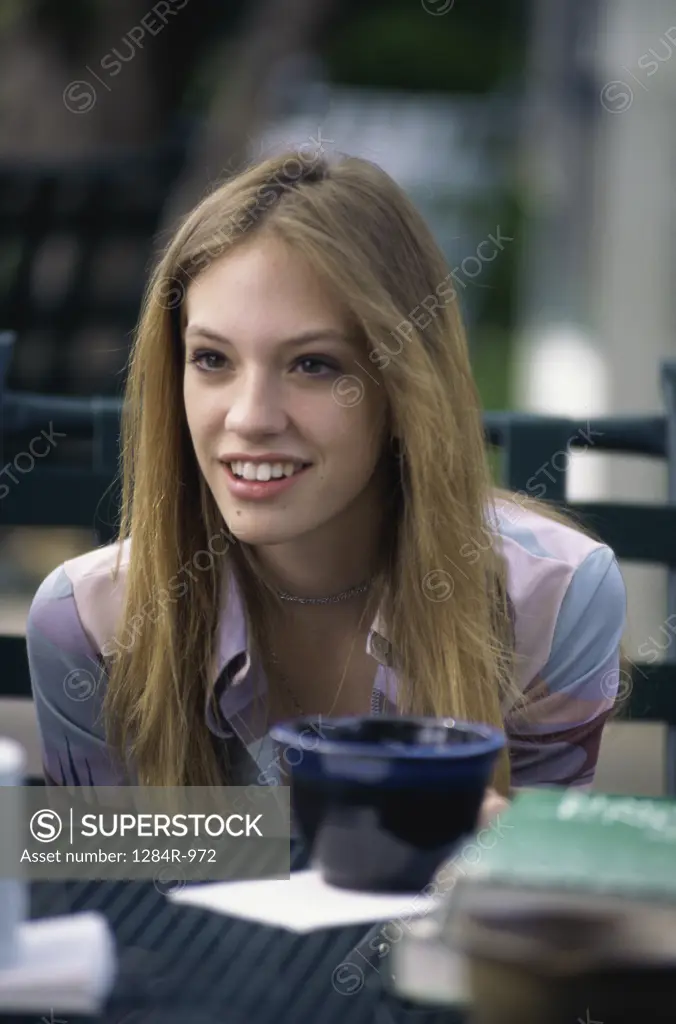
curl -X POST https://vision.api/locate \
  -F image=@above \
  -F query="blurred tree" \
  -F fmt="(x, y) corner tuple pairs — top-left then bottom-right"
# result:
(0, 0), (245, 156)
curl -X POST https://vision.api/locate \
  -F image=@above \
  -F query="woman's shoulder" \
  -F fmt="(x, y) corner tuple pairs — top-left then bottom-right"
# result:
(28, 538), (131, 656)
(493, 494), (606, 570)
(492, 496), (626, 683)
(493, 495), (620, 599)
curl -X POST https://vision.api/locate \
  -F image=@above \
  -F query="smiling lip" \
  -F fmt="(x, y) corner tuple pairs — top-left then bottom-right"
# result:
(221, 461), (311, 500)
(220, 453), (311, 464)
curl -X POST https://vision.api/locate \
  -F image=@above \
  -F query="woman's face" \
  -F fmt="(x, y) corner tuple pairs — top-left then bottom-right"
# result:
(183, 233), (388, 547)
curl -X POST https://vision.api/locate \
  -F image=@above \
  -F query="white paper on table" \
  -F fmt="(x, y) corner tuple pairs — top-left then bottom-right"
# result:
(0, 912), (117, 1015)
(168, 868), (439, 933)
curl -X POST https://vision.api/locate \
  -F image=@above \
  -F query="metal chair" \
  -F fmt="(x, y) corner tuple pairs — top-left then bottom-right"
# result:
(0, 332), (120, 709)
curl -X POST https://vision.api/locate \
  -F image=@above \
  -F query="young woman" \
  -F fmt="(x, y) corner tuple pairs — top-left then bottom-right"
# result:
(26, 150), (626, 823)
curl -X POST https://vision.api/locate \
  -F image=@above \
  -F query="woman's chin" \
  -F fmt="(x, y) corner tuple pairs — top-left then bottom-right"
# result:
(219, 515), (312, 548)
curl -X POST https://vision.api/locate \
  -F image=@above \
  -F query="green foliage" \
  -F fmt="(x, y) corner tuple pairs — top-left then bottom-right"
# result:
(471, 328), (510, 483)
(325, 0), (526, 94)
(468, 185), (524, 335)
(471, 325), (513, 410)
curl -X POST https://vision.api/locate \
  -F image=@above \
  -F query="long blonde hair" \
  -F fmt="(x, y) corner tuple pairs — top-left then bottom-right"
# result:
(103, 150), (565, 793)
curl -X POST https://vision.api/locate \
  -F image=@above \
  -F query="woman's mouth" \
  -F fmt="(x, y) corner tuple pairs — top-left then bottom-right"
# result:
(221, 460), (312, 500)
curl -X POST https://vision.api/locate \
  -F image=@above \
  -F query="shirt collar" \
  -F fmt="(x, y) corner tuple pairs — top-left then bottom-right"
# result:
(210, 569), (249, 686)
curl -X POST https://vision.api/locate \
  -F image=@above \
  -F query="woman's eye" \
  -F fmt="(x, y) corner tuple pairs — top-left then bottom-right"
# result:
(189, 350), (227, 372)
(187, 351), (339, 376)
(294, 356), (339, 377)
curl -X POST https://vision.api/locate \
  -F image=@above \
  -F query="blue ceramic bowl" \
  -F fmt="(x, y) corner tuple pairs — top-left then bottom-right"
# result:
(269, 715), (505, 892)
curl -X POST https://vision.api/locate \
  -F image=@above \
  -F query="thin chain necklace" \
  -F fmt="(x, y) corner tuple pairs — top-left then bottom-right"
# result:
(274, 577), (372, 605)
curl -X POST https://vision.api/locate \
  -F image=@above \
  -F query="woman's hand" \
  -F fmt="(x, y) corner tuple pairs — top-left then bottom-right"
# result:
(478, 786), (510, 829)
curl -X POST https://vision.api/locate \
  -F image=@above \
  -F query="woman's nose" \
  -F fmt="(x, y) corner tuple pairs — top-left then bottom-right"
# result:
(224, 370), (288, 435)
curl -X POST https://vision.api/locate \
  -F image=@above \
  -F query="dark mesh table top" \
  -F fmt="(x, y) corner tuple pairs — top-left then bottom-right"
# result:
(0, 845), (466, 1024)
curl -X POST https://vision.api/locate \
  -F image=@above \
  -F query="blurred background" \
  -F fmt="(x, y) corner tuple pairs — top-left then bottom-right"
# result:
(1, 0), (675, 790)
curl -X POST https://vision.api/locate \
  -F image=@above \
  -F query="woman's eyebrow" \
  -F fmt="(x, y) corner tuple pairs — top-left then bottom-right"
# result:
(184, 326), (354, 349)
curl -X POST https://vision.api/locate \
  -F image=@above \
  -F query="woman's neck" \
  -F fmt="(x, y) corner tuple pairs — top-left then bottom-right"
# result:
(253, 510), (383, 603)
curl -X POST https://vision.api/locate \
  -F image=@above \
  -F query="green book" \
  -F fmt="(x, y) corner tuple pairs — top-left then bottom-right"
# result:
(452, 787), (676, 911)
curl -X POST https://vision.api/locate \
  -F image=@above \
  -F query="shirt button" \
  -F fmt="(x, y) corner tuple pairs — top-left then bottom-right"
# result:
(370, 634), (390, 664)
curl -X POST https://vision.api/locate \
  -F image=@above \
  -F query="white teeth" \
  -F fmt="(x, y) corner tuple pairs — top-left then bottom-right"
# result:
(229, 461), (306, 481)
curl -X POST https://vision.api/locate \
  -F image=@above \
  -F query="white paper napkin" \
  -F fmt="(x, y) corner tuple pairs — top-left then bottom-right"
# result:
(169, 868), (439, 933)
(0, 912), (117, 1015)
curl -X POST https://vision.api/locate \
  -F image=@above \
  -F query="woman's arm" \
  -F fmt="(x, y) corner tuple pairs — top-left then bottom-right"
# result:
(506, 546), (627, 789)
(26, 564), (127, 786)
